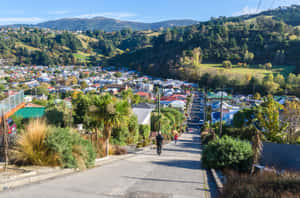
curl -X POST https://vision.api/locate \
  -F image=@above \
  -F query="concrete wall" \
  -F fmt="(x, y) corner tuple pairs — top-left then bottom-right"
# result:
(260, 142), (300, 171)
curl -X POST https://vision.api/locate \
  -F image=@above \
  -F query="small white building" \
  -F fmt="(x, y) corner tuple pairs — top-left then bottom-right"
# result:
(132, 107), (153, 126)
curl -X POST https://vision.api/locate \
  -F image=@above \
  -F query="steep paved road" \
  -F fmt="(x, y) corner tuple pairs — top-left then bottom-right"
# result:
(0, 92), (216, 198)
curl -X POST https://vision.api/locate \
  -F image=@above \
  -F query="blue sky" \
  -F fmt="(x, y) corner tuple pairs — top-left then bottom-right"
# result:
(0, 0), (299, 25)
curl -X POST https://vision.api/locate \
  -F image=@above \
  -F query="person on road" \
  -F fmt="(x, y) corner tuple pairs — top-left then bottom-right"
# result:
(174, 133), (178, 144)
(156, 132), (164, 155)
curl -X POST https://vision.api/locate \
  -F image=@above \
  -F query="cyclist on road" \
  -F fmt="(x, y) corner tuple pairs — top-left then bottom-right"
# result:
(174, 133), (178, 144)
(156, 132), (164, 155)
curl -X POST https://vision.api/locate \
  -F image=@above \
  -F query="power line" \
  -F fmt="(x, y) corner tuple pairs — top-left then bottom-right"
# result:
(270, 0), (277, 10)
(257, 0), (263, 12)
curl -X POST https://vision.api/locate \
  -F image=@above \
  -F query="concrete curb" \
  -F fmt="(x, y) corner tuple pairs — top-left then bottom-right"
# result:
(210, 169), (224, 194)
(0, 144), (152, 192)
(0, 168), (76, 192)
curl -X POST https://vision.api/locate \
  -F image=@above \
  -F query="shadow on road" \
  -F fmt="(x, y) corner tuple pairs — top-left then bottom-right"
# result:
(123, 176), (206, 185)
(162, 148), (201, 155)
(151, 159), (201, 170)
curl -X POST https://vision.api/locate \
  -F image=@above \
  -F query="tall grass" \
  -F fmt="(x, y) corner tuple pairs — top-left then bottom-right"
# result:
(12, 119), (60, 166)
(12, 120), (96, 169)
(220, 170), (300, 198)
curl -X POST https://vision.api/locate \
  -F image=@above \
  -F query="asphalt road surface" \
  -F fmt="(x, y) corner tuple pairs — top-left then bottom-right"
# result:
(1, 92), (216, 198)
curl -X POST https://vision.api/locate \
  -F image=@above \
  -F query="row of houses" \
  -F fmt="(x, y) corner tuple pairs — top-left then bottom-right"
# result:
(207, 91), (299, 125)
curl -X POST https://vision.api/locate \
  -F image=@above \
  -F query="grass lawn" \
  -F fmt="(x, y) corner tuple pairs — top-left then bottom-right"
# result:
(76, 34), (98, 49)
(198, 63), (295, 79)
(73, 52), (89, 62)
(15, 42), (41, 51)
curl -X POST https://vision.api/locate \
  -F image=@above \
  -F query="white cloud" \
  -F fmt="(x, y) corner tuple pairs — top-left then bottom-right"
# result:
(77, 12), (137, 20)
(0, 17), (44, 25)
(48, 10), (70, 15)
(279, 0), (300, 6)
(233, 6), (261, 16)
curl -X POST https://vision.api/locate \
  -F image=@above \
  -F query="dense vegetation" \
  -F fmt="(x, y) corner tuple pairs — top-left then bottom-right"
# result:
(109, 14), (300, 77)
(151, 107), (186, 140)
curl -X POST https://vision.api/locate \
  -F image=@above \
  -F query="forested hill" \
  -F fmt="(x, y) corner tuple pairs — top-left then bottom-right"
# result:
(237, 5), (300, 26)
(0, 5), (300, 79)
(36, 17), (199, 32)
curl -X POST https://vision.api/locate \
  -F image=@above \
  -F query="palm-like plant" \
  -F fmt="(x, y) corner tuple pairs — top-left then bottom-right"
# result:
(89, 94), (130, 156)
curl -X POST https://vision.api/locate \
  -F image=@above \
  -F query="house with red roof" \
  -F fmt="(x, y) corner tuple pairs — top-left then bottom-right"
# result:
(136, 92), (151, 99)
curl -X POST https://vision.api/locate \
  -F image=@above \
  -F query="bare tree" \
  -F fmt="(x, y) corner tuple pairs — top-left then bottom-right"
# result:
(1, 112), (9, 171)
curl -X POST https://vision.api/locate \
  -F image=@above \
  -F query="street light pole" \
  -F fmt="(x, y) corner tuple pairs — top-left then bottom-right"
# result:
(219, 90), (224, 136)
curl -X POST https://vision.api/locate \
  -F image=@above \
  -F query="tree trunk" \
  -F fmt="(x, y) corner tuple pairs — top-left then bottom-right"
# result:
(106, 138), (109, 157)
(1, 113), (8, 171)
(95, 128), (98, 142)
(104, 126), (112, 157)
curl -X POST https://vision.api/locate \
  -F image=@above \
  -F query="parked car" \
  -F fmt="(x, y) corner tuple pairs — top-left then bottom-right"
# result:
(0, 118), (17, 145)
(199, 119), (204, 126)
(7, 118), (17, 135)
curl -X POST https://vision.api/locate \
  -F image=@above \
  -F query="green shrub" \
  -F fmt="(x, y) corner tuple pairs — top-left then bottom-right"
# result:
(200, 130), (215, 145)
(139, 124), (150, 139)
(222, 126), (256, 142)
(111, 126), (129, 145)
(46, 128), (96, 169)
(127, 115), (139, 144)
(202, 136), (253, 172)
(222, 60), (232, 68)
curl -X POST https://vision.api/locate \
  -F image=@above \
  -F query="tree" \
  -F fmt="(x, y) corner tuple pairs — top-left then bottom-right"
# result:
(65, 76), (78, 86)
(263, 74), (280, 94)
(0, 84), (5, 91)
(89, 94), (130, 156)
(243, 50), (254, 63)
(113, 72), (122, 78)
(132, 94), (140, 105)
(256, 96), (288, 143)
(253, 92), (261, 100)
(127, 115), (139, 144)
(232, 108), (257, 128)
(45, 101), (72, 127)
(121, 89), (133, 103)
(35, 85), (49, 96)
(287, 73), (297, 85)
(222, 60), (232, 69)
(73, 94), (90, 125)
(80, 81), (88, 89)
(274, 74), (286, 87)
(251, 126), (263, 173)
(282, 101), (300, 143)
(264, 62), (272, 70)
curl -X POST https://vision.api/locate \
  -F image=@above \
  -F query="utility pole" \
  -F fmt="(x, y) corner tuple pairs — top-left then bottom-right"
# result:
(219, 90), (224, 136)
(204, 88), (207, 122)
(157, 87), (161, 133)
